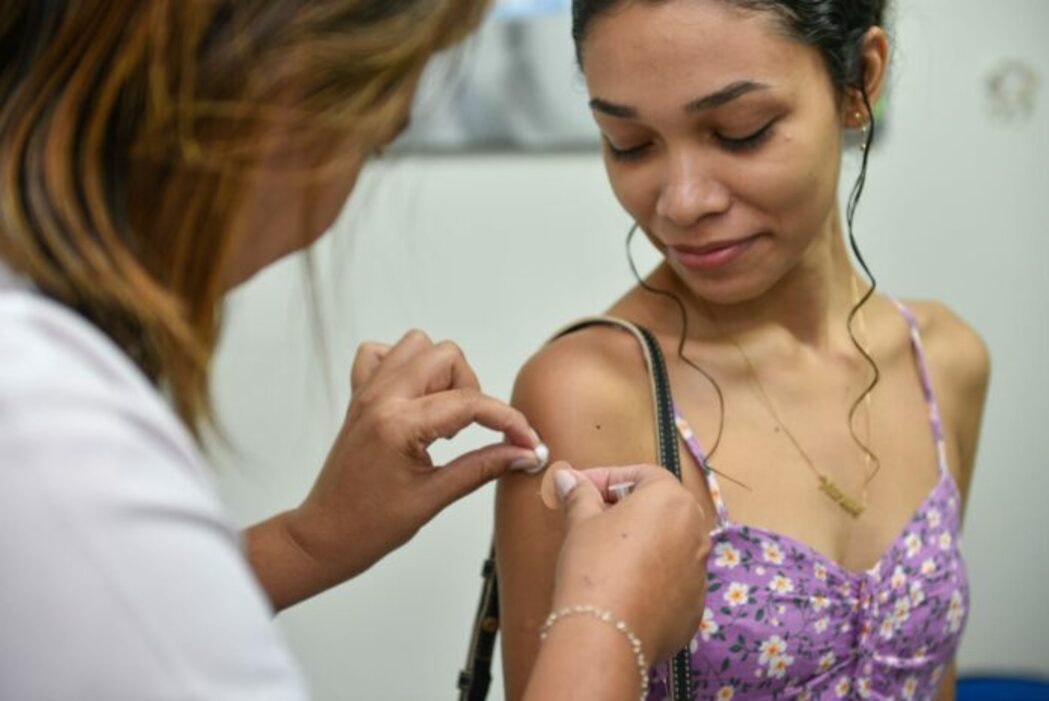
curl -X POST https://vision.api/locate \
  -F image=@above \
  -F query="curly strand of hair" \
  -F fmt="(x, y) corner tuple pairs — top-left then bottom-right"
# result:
(844, 85), (882, 485)
(627, 223), (754, 491)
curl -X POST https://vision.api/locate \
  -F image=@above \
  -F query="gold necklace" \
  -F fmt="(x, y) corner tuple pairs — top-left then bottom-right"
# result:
(726, 281), (877, 519)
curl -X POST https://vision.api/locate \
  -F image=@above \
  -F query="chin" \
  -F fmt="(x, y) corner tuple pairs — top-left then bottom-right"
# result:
(670, 261), (778, 307)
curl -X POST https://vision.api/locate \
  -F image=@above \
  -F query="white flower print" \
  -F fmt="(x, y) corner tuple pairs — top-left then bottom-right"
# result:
(920, 558), (937, 576)
(814, 617), (830, 634)
(890, 565), (907, 590)
(893, 596), (912, 626)
(755, 566), (767, 576)
(910, 581), (925, 607)
(939, 531), (953, 551)
(902, 675), (919, 700)
(690, 637), (698, 654)
(926, 508), (942, 528)
(762, 541), (785, 565)
(858, 677), (873, 698)
(768, 654), (795, 679)
(717, 685), (735, 701)
(714, 543), (742, 569)
(819, 652), (836, 672)
(758, 635), (788, 665)
(904, 532), (922, 558)
(769, 575), (795, 595)
(814, 562), (828, 581)
(811, 594), (831, 612)
(879, 617), (895, 640)
(835, 677), (852, 698)
(724, 582), (750, 607)
(699, 608), (719, 641)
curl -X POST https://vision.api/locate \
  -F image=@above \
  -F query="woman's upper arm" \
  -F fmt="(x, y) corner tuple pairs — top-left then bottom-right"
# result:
(495, 329), (654, 701)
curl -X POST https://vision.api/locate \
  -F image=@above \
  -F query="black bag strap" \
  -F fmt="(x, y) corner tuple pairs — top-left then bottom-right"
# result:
(457, 553), (499, 701)
(457, 316), (694, 700)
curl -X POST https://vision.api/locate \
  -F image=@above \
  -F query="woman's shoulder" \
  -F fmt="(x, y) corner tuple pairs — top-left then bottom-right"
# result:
(512, 318), (657, 468)
(898, 298), (991, 395)
(897, 298), (989, 501)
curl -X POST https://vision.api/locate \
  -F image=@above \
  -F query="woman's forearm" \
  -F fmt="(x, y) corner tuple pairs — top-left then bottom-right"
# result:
(523, 615), (647, 701)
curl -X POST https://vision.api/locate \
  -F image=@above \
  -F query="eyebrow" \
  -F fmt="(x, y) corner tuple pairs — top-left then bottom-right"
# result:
(589, 80), (771, 119)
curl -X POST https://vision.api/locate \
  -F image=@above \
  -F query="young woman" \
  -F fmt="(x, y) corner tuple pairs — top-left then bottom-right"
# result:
(498, 1), (989, 699)
(0, 3), (708, 699)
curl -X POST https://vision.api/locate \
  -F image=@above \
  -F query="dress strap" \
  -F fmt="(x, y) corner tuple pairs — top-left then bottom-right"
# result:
(892, 300), (950, 477)
(673, 404), (731, 528)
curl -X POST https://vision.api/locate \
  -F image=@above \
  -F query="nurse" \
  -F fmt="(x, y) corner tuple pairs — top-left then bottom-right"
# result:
(0, 2), (707, 699)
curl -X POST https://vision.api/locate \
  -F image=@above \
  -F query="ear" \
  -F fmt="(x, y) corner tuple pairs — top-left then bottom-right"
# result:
(845, 26), (890, 128)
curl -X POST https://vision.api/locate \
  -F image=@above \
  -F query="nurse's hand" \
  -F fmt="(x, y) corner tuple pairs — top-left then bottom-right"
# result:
(523, 464), (708, 701)
(246, 330), (545, 611)
(551, 463), (708, 664)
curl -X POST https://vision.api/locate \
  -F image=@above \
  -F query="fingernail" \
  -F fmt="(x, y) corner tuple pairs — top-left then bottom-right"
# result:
(555, 470), (577, 502)
(533, 443), (549, 471)
(510, 442), (550, 474)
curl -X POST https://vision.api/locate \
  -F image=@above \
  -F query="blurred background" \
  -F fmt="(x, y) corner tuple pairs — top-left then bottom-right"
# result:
(209, 0), (1049, 698)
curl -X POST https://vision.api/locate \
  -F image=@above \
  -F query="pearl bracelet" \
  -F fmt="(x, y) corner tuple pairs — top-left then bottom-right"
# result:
(539, 604), (649, 700)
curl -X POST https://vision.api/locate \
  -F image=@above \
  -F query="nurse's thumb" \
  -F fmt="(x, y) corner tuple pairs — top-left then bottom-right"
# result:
(557, 469), (606, 527)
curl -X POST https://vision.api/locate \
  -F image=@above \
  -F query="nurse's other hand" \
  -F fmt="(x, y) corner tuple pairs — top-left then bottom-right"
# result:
(551, 463), (709, 664)
(287, 330), (544, 584)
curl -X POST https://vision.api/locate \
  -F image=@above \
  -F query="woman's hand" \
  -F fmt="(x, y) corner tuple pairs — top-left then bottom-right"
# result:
(550, 463), (709, 664)
(247, 330), (545, 611)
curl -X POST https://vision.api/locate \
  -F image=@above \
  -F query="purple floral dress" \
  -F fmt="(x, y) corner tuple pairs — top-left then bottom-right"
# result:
(647, 303), (969, 701)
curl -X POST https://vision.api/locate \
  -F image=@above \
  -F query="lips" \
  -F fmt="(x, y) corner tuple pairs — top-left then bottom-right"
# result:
(669, 235), (760, 272)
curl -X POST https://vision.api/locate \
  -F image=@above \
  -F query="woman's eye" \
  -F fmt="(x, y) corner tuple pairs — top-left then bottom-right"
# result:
(717, 120), (776, 152)
(605, 138), (652, 163)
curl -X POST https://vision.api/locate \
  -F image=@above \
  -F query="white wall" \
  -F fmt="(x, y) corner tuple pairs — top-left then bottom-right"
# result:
(210, 1), (1049, 698)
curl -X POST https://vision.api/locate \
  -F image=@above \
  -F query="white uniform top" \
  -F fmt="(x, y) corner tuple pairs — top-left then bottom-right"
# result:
(0, 262), (309, 700)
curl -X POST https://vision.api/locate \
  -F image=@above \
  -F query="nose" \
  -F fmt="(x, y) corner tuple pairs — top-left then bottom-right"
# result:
(655, 150), (731, 228)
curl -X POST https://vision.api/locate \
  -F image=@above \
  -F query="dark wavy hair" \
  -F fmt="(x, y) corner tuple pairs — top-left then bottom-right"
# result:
(575, 0), (888, 468)
(574, 1), (886, 96)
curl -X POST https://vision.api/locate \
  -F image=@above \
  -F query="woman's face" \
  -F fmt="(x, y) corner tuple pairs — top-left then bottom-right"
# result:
(581, 0), (847, 304)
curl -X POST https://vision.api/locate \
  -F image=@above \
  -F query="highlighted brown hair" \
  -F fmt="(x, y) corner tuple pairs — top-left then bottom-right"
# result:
(0, 0), (488, 433)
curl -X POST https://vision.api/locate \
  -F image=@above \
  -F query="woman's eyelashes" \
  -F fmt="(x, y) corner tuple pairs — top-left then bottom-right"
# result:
(716, 119), (777, 152)
(605, 137), (652, 162)
(604, 119), (778, 162)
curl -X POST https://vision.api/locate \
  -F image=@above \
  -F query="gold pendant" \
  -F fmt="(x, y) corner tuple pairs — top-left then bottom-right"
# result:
(818, 475), (865, 518)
